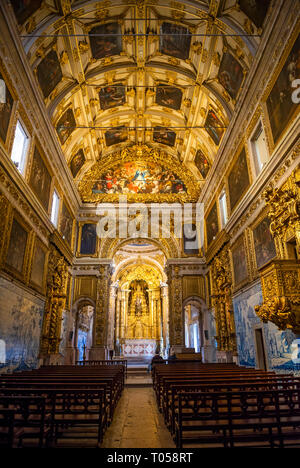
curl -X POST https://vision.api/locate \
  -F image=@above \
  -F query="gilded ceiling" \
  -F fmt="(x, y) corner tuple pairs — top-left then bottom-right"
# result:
(12, 0), (272, 197)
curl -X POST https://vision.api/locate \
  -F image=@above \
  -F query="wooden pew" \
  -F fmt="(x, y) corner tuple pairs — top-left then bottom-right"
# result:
(175, 388), (300, 448)
(0, 395), (49, 448)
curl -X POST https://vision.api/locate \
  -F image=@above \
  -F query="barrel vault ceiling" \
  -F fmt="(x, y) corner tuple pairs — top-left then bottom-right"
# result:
(11, 0), (270, 193)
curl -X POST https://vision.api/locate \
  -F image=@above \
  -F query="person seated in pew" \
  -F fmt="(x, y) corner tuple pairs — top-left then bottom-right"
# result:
(148, 349), (164, 372)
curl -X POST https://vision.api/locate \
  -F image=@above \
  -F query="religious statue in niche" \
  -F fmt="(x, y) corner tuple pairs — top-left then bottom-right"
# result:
(128, 281), (149, 316)
(126, 281), (151, 340)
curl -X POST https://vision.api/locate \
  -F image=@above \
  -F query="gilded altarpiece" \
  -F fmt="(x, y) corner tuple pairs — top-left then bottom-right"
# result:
(255, 168), (300, 335)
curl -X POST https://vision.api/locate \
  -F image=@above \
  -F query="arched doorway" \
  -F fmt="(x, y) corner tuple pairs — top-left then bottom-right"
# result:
(72, 299), (95, 362)
(108, 240), (169, 361)
(183, 297), (205, 359)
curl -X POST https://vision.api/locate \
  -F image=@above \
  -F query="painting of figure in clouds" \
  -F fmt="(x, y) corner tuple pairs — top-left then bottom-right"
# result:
(194, 150), (210, 179)
(153, 127), (176, 147)
(56, 108), (76, 145)
(206, 202), (219, 246)
(253, 216), (277, 270)
(266, 34), (300, 144)
(0, 73), (14, 143)
(69, 149), (85, 178)
(99, 84), (126, 110)
(105, 126), (128, 147)
(36, 49), (62, 99)
(5, 218), (28, 274)
(218, 52), (244, 100)
(155, 85), (182, 110)
(29, 146), (52, 211)
(204, 110), (225, 146)
(89, 23), (122, 60)
(228, 147), (250, 212)
(160, 22), (191, 60)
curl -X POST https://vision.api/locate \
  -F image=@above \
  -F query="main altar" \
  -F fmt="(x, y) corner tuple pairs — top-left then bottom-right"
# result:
(114, 276), (164, 357)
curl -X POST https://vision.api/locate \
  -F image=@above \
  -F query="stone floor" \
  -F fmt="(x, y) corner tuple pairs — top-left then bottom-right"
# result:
(101, 387), (175, 448)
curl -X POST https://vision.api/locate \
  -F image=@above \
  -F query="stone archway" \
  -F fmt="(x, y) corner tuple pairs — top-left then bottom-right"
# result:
(107, 239), (170, 361)
(182, 296), (216, 363)
(64, 297), (95, 364)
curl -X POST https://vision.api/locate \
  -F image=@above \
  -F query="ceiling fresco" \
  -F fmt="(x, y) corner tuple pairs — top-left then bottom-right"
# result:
(12, 0), (272, 201)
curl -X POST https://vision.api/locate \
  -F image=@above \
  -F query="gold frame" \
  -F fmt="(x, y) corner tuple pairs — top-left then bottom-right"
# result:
(29, 235), (49, 295)
(230, 232), (250, 291)
(225, 140), (252, 215)
(78, 144), (200, 203)
(248, 208), (278, 277)
(0, 61), (18, 151)
(27, 137), (53, 215)
(3, 210), (33, 284)
(53, 104), (76, 147)
(261, 25), (300, 152)
(58, 199), (75, 251)
(193, 145), (212, 180)
(203, 105), (227, 147)
(76, 221), (100, 258)
(67, 144), (86, 179)
(216, 41), (248, 106)
(204, 198), (220, 251)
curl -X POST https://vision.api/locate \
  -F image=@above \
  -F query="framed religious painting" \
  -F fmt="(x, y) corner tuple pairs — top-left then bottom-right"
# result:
(89, 22), (122, 60)
(206, 202), (219, 247)
(265, 33), (300, 146)
(99, 84), (126, 110)
(204, 109), (225, 146)
(159, 22), (191, 60)
(0, 71), (14, 145)
(59, 202), (74, 248)
(78, 223), (98, 257)
(218, 52), (244, 100)
(227, 146), (250, 213)
(231, 234), (249, 288)
(36, 49), (62, 99)
(69, 148), (85, 178)
(238, 0), (271, 29)
(56, 108), (76, 145)
(91, 160), (187, 195)
(4, 213), (31, 282)
(194, 149), (211, 179)
(28, 144), (52, 212)
(153, 127), (176, 147)
(155, 85), (182, 111)
(252, 215), (277, 270)
(105, 126), (128, 147)
(30, 237), (48, 294)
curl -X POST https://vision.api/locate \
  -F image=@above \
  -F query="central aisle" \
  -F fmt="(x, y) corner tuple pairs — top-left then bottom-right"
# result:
(102, 387), (175, 448)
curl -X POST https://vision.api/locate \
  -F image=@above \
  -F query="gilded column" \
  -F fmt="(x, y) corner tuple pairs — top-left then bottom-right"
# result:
(40, 245), (68, 364)
(167, 263), (184, 350)
(90, 263), (113, 360)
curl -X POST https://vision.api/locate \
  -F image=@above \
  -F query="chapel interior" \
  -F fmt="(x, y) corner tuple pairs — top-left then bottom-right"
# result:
(0, 0), (299, 449)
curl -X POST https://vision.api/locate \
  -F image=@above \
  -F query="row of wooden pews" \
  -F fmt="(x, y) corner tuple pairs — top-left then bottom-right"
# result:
(0, 363), (125, 448)
(152, 362), (300, 448)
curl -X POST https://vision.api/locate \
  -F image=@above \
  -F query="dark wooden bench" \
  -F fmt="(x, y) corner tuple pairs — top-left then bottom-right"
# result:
(0, 395), (49, 447)
(175, 388), (300, 448)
